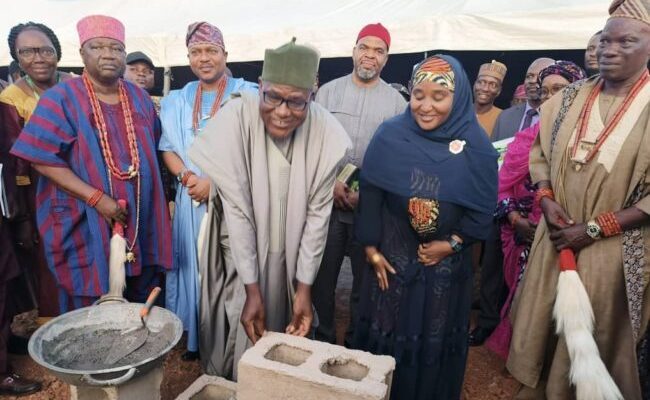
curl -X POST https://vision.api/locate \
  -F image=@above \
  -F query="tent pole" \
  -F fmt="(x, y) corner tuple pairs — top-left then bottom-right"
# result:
(163, 66), (171, 96)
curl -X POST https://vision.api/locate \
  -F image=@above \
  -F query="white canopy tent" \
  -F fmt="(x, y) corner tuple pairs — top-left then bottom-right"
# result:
(1, 0), (611, 68)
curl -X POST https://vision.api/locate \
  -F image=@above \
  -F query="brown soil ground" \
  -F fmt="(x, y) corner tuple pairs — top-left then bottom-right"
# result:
(8, 261), (517, 399)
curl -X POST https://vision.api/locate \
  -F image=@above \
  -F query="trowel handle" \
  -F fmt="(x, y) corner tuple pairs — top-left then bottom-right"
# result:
(140, 287), (161, 320)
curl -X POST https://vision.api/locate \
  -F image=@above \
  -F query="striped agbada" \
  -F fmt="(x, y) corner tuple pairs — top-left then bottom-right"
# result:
(10, 77), (172, 311)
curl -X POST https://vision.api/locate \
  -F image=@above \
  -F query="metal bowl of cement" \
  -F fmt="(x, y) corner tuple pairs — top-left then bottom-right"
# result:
(28, 303), (183, 387)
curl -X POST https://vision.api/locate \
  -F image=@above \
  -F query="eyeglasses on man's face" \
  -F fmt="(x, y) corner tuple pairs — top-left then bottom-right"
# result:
(17, 46), (57, 61)
(262, 91), (309, 111)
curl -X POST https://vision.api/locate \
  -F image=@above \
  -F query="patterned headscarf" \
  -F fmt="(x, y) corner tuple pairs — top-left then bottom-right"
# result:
(609, 0), (650, 25)
(363, 54), (498, 216)
(537, 60), (586, 86)
(513, 84), (526, 100)
(409, 56), (455, 92)
(186, 22), (225, 50)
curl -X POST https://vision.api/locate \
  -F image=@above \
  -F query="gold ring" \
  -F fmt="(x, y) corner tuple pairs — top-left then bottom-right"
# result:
(370, 253), (382, 265)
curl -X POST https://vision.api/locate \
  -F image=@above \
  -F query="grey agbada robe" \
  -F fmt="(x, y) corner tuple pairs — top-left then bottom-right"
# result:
(188, 91), (351, 379)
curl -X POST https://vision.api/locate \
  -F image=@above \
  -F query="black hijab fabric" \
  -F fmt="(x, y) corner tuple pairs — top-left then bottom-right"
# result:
(361, 54), (498, 215)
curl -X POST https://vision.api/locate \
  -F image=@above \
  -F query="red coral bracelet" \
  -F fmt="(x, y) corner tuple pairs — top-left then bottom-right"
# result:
(86, 189), (103, 207)
(596, 212), (622, 237)
(535, 188), (554, 207)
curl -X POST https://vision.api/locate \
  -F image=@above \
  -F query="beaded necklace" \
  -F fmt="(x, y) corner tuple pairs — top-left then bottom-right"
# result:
(192, 75), (228, 133)
(82, 72), (141, 262)
(570, 70), (649, 170)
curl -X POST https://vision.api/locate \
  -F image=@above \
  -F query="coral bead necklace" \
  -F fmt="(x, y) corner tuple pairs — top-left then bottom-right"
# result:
(82, 72), (141, 262)
(570, 71), (649, 171)
(192, 75), (228, 133)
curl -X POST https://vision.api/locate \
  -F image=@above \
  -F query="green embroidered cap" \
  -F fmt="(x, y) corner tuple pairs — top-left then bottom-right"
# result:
(261, 37), (319, 91)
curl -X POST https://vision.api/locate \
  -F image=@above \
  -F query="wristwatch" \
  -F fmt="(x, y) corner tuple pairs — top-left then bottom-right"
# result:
(447, 235), (463, 253)
(585, 220), (602, 240)
(177, 169), (196, 187)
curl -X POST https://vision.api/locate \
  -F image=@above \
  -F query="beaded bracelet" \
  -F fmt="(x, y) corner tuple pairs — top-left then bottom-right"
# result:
(181, 170), (196, 187)
(86, 189), (104, 207)
(535, 188), (555, 207)
(596, 212), (623, 237)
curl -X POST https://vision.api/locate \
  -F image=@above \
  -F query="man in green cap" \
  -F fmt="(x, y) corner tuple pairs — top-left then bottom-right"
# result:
(189, 38), (350, 379)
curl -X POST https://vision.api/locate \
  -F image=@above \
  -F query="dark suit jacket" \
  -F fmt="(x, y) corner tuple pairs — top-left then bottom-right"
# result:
(491, 103), (526, 142)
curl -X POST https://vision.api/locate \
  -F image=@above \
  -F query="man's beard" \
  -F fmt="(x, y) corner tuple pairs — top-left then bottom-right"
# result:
(356, 66), (378, 81)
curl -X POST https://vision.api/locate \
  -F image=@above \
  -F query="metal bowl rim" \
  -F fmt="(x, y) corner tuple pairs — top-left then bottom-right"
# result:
(28, 303), (183, 375)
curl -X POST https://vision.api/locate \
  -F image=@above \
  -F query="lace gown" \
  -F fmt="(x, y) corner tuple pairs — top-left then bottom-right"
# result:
(353, 179), (488, 400)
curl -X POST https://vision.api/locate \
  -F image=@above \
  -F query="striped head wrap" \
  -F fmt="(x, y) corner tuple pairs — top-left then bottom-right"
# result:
(410, 56), (455, 92)
(608, 0), (650, 25)
(186, 22), (225, 50)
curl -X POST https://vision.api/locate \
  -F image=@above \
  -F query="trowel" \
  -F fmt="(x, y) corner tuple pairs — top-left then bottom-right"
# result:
(105, 286), (161, 365)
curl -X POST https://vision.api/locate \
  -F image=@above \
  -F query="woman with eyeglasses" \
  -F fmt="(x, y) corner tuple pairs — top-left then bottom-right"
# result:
(0, 23), (72, 315)
(0, 21), (71, 396)
(484, 60), (585, 360)
(3, 22), (71, 108)
(352, 55), (498, 399)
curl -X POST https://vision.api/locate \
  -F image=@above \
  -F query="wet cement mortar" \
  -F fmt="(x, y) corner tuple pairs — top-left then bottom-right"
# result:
(10, 260), (517, 399)
(41, 323), (175, 370)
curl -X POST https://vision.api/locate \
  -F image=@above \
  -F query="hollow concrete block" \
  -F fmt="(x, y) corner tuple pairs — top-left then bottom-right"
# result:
(237, 332), (395, 400)
(174, 374), (237, 400)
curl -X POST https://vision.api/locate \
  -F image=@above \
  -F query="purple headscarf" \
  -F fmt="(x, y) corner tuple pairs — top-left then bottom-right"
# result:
(537, 60), (586, 87)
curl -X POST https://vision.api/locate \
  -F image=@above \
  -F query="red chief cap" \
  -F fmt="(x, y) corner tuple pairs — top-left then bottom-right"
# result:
(77, 15), (125, 46)
(357, 23), (391, 49)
